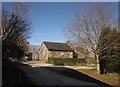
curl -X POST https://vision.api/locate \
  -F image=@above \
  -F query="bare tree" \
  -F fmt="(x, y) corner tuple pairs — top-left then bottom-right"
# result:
(1, 3), (31, 60)
(63, 4), (118, 72)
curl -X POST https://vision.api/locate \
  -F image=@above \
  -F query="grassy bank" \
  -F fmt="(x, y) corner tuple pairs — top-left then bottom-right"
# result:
(76, 69), (119, 86)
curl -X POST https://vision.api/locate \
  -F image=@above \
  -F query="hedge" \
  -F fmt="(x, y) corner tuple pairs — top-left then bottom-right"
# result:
(48, 57), (87, 66)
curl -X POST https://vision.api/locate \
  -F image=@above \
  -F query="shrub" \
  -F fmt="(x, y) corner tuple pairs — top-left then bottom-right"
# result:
(54, 58), (64, 65)
(48, 58), (87, 66)
(100, 54), (120, 74)
(48, 57), (54, 64)
(99, 46), (120, 74)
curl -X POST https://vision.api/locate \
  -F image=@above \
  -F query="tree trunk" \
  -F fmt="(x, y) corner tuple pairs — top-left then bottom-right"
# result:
(96, 54), (100, 72)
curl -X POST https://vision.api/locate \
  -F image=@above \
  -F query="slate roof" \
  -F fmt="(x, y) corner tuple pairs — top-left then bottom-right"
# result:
(43, 41), (73, 51)
(28, 45), (39, 53)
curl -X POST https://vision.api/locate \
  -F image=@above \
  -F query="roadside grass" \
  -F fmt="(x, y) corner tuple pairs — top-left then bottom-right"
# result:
(76, 69), (119, 86)
(2, 60), (37, 86)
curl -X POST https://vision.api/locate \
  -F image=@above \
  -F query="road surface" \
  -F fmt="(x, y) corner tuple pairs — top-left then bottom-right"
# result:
(18, 61), (101, 86)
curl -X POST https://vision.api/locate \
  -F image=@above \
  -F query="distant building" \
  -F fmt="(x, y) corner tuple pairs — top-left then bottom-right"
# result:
(27, 45), (39, 60)
(66, 41), (89, 59)
(27, 41), (89, 62)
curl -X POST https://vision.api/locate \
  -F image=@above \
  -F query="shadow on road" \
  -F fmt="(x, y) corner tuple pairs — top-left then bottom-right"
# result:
(2, 60), (112, 86)
(35, 66), (111, 87)
(21, 62), (112, 86)
(2, 60), (37, 86)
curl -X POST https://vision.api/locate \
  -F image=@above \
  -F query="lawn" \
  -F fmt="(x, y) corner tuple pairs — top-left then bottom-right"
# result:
(76, 69), (119, 86)
(2, 60), (37, 86)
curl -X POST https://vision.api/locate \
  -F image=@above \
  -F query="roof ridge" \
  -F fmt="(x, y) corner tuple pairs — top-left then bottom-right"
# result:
(43, 41), (65, 44)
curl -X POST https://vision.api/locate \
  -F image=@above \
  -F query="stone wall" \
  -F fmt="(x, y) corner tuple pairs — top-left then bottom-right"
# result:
(66, 41), (84, 58)
(32, 52), (39, 60)
(48, 51), (73, 58)
(28, 52), (39, 60)
(38, 43), (49, 62)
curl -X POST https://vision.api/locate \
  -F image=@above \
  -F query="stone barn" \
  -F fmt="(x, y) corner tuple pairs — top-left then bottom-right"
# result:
(28, 45), (39, 60)
(66, 41), (85, 58)
(66, 41), (89, 59)
(38, 41), (74, 62)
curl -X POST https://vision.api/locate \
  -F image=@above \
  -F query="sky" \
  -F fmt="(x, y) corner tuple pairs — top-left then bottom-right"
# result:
(2, 2), (118, 45)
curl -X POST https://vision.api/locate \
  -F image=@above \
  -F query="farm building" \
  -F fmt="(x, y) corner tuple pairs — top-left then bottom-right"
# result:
(66, 41), (89, 59)
(26, 41), (89, 62)
(38, 41), (88, 62)
(27, 45), (39, 60)
(38, 41), (74, 62)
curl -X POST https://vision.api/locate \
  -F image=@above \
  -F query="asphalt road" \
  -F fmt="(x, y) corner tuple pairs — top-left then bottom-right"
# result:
(18, 61), (101, 86)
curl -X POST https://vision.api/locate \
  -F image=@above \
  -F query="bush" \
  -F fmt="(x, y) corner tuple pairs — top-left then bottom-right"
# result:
(100, 54), (120, 74)
(48, 58), (87, 66)
(48, 57), (54, 64)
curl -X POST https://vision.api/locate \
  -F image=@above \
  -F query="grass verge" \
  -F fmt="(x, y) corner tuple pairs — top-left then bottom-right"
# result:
(76, 69), (119, 86)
